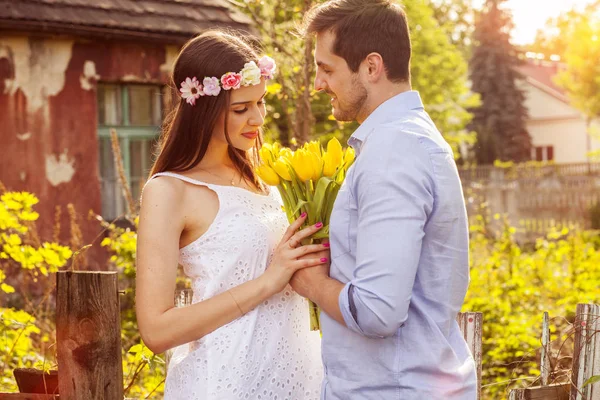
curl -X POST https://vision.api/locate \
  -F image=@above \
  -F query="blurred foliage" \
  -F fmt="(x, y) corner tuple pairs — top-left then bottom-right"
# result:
(0, 190), (164, 397)
(464, 195), (600, 399)
(235, 0), (478, 159)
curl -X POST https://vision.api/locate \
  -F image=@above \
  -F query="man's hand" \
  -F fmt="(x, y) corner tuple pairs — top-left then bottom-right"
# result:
(289, 247), (330, 300)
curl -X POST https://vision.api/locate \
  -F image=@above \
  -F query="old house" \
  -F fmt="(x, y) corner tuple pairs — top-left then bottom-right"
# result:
(517, 56), (600, 163)
(0, 0), (252, 264)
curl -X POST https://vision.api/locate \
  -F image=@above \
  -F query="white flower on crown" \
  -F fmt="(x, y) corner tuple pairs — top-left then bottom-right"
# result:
(240, 61), (262, 87)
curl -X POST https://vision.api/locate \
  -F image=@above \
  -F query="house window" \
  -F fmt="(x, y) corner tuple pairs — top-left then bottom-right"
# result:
(97, 84), (163, 220)
(532, 145), (554, 162)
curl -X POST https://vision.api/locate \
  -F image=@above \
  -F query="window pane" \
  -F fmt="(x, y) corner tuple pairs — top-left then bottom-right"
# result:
(535, 147), (543, 161)
(97, 85), (121, 126)
(99, 137), (125, 220)
(129, 137), (159, 203)
(129, 85), (162, 126)
(547, 146), (554, 161)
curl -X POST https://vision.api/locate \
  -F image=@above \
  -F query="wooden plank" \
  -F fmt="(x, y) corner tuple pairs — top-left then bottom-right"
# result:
(56, 271), (123, 400)
(541, 311), (551, 386)
(508, 383), (570, 400)
(571, 303), (600, 400)
(0, 395), (58, 400)
(457, 312), (483, 400)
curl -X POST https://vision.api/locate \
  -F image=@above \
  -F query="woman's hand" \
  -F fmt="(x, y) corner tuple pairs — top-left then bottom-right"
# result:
(262, 213), (329, 295)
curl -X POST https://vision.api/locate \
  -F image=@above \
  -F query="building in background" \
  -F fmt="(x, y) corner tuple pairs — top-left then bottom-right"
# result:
(517, 55), (600, 164)
(0, 0), (252, 263)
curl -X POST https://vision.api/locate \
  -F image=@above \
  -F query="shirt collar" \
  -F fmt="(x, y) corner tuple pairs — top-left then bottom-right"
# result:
(348, 90), (424, 153)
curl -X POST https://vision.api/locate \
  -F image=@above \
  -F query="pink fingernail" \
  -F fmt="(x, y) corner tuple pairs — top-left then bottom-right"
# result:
(320, 258), (328, 262)
(323, 242), (330, 248)
(315, 222), (323, 228)
(301, 212), (307, 218)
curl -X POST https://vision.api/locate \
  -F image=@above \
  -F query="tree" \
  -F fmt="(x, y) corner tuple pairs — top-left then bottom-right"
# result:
(554, 14), (600, 158)
(235, 0), (478, 159)
(526, 1), (600, 58)
(428, 0), (475, 56)
(469, 0), (531, 164)
(405, 0), (479, 160)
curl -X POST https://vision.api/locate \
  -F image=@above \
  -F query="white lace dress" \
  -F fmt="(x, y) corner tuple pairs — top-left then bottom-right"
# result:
(150, 172), (323, 400)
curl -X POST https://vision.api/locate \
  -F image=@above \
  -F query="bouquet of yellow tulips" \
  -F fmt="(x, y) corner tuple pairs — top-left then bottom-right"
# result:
(255, 137), (355, 331)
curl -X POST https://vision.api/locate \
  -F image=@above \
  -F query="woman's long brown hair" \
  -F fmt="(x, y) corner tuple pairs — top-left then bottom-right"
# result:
(150, 30), (264, 190)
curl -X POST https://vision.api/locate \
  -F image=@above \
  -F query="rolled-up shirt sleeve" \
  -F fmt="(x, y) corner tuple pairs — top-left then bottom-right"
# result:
(339, 134), (434, 338)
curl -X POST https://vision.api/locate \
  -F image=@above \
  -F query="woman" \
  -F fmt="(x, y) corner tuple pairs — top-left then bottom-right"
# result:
(136, 30), (326, 399)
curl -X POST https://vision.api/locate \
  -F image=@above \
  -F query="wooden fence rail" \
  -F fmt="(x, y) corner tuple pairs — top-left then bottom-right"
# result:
(17, 273), (600, 400)
(509, 304), (600, 400)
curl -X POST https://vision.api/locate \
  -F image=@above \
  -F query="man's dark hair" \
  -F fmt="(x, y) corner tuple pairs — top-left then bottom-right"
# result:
(303, 0), (411, 83)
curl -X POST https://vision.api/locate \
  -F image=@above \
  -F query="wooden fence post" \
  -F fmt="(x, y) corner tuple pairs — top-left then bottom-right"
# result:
(56, 271), (123, 400)
(570, 303), (600, 400)
(457, 312), (483, 400)
(541, 311), (551, 386)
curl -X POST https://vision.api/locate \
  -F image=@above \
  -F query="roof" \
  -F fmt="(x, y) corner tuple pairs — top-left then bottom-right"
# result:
(0, 0), (254, 44)
(516, 60), (570, 104)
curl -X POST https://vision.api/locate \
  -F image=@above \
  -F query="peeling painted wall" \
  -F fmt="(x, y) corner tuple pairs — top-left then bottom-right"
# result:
(0, 34), (172, 267)
(0, 37), (74, 113)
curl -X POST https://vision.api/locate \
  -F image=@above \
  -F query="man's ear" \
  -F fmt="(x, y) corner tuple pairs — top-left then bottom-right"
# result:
(363, 52), (385, 82)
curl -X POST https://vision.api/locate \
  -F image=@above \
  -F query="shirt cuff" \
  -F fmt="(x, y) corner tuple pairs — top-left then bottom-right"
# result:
(338, 282), (367, 336)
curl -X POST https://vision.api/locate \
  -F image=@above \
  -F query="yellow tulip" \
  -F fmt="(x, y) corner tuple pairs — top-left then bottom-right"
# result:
(271, 142), (281, 158)
(255, 164), (280, 186)
(279, 148), (293, 161)
(323, 152), (337, 177)
(344, 147), (355, 167)
(306, 140), (322, 157)
(259, 146), (275, 166)
(307, 150), (324, 181)
(327, 137), (344, 166)
(291, 149), (314, 182)
(273, 158), (292, 181)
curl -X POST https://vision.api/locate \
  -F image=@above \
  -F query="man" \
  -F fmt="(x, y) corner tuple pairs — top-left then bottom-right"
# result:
(290, 0), (477, 399)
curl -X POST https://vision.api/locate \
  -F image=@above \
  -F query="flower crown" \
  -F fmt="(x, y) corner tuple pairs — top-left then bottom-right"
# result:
(179, 55), (276, 106)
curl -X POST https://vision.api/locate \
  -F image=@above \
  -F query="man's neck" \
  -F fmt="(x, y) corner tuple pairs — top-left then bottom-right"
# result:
(356, 82), (412, 124)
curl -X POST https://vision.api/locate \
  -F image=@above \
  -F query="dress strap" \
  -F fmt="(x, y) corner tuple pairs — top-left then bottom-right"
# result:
(149, 171), (215, 188)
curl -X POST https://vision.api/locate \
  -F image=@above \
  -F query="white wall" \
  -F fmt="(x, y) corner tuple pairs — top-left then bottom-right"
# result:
(520, 81), (600, 163)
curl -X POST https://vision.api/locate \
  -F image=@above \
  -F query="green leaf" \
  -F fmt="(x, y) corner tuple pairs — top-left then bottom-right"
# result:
(584, 375), (600, 387)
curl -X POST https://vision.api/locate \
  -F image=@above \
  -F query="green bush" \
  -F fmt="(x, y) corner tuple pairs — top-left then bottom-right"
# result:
(465, 213), (600, 399)
(3, 189), (599, 399)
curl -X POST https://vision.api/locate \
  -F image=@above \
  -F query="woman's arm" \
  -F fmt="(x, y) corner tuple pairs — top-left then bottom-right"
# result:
(136, 178), (327, 354)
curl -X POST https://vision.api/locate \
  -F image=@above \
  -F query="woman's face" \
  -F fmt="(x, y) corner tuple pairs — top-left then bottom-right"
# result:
(212, 79), (267, 152)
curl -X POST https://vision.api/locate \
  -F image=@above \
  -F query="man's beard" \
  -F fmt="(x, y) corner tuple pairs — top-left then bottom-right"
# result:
(331, 79), (368, 122)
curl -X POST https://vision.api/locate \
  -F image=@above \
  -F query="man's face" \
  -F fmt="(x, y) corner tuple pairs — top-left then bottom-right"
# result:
(314, 31), (367, 122)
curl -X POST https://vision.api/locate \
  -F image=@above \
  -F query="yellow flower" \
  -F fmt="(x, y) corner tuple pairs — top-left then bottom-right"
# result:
(327, 137), (344, 166)
(255, 164), (280, 186)
(271, 142), (281, 158)
(292, 149), (324, 182)
(279, 148), (293, 161)
(305, 140), (322, 157)
(344, 147), (356, 167)
(259, 146), (275, 166)
(273, 158), (292, 181)
(323, 152), (337, 177)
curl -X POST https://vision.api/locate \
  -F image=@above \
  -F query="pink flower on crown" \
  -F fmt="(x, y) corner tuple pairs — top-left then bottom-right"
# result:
(180, 77), (203, 106)
(202, 77), (221, 96)
(258, 56), (276, 79)
(221, 72), (243, 90)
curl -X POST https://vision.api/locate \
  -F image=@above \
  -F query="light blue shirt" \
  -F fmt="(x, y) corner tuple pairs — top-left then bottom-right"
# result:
(322, 91), (477, 399)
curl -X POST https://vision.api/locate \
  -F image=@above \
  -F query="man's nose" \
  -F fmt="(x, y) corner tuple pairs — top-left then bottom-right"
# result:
(314, 74), (326, 92)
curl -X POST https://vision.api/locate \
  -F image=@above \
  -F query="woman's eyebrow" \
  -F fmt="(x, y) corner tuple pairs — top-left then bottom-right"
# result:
(231, 91), (267, 106)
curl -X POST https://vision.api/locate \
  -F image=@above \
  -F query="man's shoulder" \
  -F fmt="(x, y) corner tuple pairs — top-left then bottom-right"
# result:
(365, 113), (450, 156)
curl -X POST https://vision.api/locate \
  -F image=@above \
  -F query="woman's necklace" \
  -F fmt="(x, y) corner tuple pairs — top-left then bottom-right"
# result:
(198, 167), (239, 186)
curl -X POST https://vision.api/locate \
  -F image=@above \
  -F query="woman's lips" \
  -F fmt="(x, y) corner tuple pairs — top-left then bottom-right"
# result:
(242, 131), (259, 139)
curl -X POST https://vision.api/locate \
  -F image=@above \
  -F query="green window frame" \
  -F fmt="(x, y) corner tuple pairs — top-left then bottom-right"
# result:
(97, 83), (163, 220)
